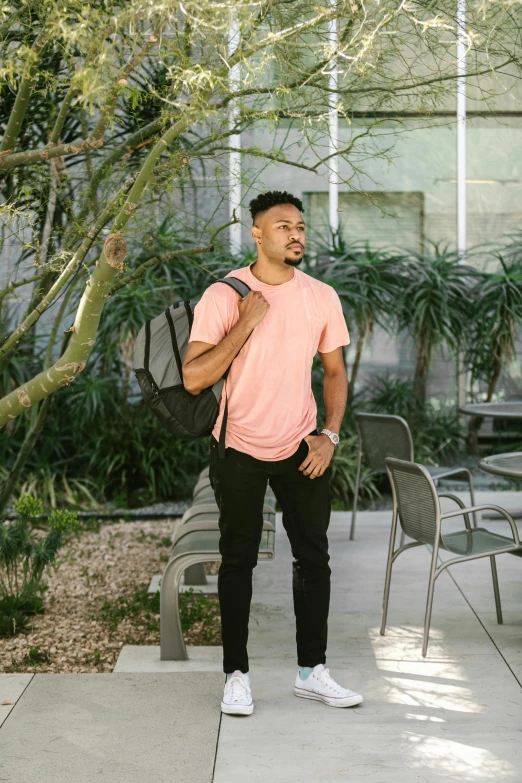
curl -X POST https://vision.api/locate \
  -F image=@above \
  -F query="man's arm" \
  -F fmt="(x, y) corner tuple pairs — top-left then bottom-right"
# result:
(320, 346), (348, 435)
(182, 290), (270, 395)
(182, 320), (255, 395)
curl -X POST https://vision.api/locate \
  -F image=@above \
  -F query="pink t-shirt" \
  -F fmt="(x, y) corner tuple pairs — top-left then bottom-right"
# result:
(188, 263), (350, 460)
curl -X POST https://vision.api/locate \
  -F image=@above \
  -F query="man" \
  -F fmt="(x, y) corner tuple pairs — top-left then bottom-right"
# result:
(182, 190), (363, 715)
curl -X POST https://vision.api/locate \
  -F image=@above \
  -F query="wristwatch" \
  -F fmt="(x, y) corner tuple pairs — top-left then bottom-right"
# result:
(320, 428), (340, 445)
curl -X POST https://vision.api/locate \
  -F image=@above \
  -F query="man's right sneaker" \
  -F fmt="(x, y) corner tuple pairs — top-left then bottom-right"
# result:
(221, 671), (254, 716)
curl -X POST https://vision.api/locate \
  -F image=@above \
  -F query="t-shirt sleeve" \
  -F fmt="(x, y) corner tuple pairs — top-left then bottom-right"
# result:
(318, 287), (351, 353)
(188, 283), (238, 345)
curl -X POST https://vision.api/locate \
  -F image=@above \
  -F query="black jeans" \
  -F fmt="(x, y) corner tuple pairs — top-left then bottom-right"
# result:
(209, 430), (331, 674)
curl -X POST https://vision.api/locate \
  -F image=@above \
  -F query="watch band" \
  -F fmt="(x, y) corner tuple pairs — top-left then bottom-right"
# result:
(320, 428), (340, 445)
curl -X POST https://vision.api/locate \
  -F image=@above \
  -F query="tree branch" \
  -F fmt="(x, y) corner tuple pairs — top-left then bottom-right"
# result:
(0, 35), (159, 171)
(90, 34), (160, 142)
(335, 56), (517, 96)
(226, 5), (338, 72)
(0, 271), (48, 303)
(110, 245), (214, 293)
(0, 235), (129, 425)
(108, 213), (238, 294)
(0, 280), (78, 514)
(75, 118), (163, 224)
(0, 175), (136, 362)
(49, 86), (78, 145)
(0, 103), (201, 417)
(199, 128), (376, 173)
(0, 34), (46, 154)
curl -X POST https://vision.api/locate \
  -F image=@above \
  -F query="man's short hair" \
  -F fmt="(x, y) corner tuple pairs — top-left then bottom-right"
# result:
(249, 190), (304, 224)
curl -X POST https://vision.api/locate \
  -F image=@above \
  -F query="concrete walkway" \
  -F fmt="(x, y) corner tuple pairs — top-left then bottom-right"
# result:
(2, 493), (522, 782)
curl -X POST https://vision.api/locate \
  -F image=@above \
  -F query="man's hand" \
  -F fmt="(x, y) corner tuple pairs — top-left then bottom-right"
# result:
(298, 434), (335, 479)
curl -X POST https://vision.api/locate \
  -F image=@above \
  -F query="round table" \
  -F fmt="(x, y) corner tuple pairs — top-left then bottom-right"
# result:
(478, 452), (522, 480)
(478, 452), (522, 518)
(459, 404), (522, 518)
(459, 401), (522, 419)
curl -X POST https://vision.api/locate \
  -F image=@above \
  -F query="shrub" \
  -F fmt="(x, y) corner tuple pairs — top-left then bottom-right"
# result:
(0, 494), (79, 637)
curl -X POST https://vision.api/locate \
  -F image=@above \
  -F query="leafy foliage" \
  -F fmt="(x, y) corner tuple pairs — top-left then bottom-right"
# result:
(465, 250), (522, 398)
(0, 495), (79, 637)
(0, 245), (248, 508)
(303, 233), (406, 396)
(395, 243), (480, 403)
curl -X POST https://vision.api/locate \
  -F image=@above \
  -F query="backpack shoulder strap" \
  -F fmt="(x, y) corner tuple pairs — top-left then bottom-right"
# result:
(212, 277), (252, 459)
(215, 276), (251, 299)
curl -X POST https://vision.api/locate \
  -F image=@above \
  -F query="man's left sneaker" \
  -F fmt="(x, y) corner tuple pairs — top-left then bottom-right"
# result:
(294, 664), (363, 708)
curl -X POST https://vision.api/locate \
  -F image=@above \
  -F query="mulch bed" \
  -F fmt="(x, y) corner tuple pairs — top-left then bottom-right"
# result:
(0, 519), (221, 674)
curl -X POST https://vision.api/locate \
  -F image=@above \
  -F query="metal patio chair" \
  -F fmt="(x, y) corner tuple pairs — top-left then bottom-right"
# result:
(381, 457), (521, 657)
(350, 413), (477, 541)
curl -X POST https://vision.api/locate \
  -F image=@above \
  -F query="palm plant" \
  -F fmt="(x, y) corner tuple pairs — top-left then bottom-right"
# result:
(465, 251), (522, 452)
(303, 231), (405, 401)
(396, 243), (478, 407)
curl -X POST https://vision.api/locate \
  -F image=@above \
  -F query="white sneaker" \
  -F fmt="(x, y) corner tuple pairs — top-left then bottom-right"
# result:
(294, 664), (363, 708)
(221, 671), (254, 716)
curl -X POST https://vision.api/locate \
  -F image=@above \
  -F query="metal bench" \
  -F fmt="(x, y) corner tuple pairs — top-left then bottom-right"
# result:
(160, 520), (276, 661)
(159, 464), (277, 660)
(181, 472), (276, 586)
(182, 478), (276, 578)
(172, 502), (276, 548)
(193, 481), (276, 507)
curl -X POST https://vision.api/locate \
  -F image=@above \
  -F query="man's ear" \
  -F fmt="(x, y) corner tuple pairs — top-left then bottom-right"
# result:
(251, 225), (261, 244)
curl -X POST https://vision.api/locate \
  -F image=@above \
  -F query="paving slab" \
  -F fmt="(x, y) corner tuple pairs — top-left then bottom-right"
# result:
(114, 645), (223, 672)
(0, 674), (33, 727)
(0, 673), (222, 783)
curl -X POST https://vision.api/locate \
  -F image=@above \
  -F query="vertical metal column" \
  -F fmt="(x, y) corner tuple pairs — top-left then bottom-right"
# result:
(457, 0), (467, 259)
(328, 9), (339, 244)
(229, 16), (242, 255)
(456, 0), (468, 409)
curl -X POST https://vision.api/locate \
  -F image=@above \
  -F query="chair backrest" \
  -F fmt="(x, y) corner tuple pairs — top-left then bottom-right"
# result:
(385, 457), (440, 545)
(355, 413), (414, 473)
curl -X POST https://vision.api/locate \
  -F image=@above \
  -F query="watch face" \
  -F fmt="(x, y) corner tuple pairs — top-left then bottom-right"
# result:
(332, 433), (340, 444)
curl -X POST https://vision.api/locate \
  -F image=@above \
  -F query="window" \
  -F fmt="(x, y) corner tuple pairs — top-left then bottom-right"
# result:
(304, 191), (425, 252)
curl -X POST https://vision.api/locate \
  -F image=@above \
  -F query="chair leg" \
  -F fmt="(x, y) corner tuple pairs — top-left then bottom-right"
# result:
(490, 555), (503, 624)
(380, 510), (398, 636)
(422, 546), (439, 657)
(465, 470), (478, 529)
(350, 449), (362, 541)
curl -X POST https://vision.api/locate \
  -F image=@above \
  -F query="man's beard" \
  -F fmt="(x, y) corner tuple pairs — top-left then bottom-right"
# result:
(284, 255), (304, 267)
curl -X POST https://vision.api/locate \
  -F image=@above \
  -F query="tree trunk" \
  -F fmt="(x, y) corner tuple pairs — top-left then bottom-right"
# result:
(412, 335), (431, 408)
(0, 234), (128, 424)
(349, 326), (366, 404)
(466, 350), (503, 455)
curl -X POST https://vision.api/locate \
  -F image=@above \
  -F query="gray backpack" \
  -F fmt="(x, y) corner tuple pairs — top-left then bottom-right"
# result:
(132, 277), (252, 458)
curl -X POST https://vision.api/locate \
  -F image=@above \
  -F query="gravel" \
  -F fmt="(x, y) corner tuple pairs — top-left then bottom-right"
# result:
(0, 518), (220, 674)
